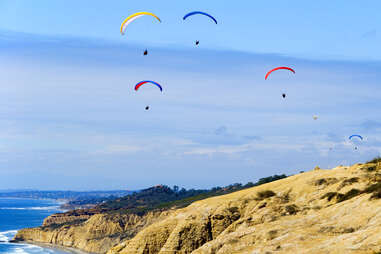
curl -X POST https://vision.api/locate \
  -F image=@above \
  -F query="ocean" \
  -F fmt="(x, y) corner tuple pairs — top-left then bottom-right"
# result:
(0, 198), (73, 254)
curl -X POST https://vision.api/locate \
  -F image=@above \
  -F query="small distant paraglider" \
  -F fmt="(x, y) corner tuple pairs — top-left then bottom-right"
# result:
(121, 12), (161, 55)
(265, 67), (295, 100)
(135, 81), (163, 92)
(313, 115), (318, 120)
(120, 12), (161, 36)
(135, 81), (163, 110)
(183, 11), (218, 24)
(349, 135), (363, 150)
(349, 135), (363, 141)
(265, 67), (295, 80)
(183, 11), (217, 46)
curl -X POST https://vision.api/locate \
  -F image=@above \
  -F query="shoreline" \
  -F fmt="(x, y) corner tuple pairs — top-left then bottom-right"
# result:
(14, 240), (92, 254)
(0, 197), (69, 205)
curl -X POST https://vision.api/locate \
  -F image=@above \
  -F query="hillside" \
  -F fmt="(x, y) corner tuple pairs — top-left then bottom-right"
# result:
(14, 162), (381, 254)
(108, 162), (381, 254)
(13, 176), (285, 253)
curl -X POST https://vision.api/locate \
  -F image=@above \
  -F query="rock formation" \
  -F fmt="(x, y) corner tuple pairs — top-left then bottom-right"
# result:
(15, 162), (381, 254)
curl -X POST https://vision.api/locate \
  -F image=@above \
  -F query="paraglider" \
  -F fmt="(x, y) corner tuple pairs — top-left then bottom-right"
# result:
(265, 67), (295, 100)
(144, 49), (148, 55)
(265, 67), (295, 80)
(349, 135), (363, 150)
(135, 81), (162, 110)
(349, 135), (363, 141)
(120, 12), (161, 36)
(135, 81), (163, 92)
(183, 11), (217, 46)
(183, 11), (218, 24)
(313, 115), (318, 120)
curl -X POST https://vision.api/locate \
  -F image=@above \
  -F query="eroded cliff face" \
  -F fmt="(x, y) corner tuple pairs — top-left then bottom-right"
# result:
(42, 211), (95, 227)
(108, 163), (381, 254)
(15, 210), (172, 254)
(14, 163), (381, 254)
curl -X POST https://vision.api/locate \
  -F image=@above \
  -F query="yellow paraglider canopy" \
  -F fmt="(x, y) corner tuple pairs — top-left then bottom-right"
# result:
(120, 12), (161, 35)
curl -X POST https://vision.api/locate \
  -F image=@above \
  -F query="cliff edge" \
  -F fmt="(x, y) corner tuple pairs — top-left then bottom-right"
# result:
(15, 162), (381, 254)
(108, 163), (381, 254)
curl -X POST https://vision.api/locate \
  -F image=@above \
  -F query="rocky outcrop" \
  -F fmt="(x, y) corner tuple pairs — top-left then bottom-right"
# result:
(15, 211), (172, 254)
(42, 211), (94, 227)
(108, 163), (381, 254)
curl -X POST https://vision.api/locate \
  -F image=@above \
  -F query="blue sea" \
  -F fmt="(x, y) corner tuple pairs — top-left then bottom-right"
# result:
(0, 198), (73, 254)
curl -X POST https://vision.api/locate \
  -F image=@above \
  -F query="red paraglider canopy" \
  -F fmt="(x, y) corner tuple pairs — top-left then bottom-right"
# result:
(265, 67), (295, 80)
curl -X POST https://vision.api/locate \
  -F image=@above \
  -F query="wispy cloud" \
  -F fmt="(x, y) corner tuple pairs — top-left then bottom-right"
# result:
(0, 32), (381, 190)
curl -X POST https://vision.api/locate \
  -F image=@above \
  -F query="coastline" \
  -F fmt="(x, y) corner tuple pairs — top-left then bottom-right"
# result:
(14, 240), (92, 254)
(0, 198), (75, 254)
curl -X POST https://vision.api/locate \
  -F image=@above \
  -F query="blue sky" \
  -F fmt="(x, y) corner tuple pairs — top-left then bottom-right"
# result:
(0, 0), (380, 190)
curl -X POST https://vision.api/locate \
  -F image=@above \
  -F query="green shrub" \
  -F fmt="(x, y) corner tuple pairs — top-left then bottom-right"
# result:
(336, 189), (361, 203)
(256, 190), (276, 200)
(364, 182), (381, 193)
(321, 192), (338, 201)
(314, 178), (338, 186)
(364, 182), (381, 200)
(338, 177), (359, 189)
(321, 189), (362, 203)
(285, 204), (298, 215)
(343, 177), (359, 184)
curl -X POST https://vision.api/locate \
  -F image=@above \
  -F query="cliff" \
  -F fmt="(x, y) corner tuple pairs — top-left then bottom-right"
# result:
(14, 210), (172, 253)
(14, 162), (381, 254)
(108, 163), (381, 254)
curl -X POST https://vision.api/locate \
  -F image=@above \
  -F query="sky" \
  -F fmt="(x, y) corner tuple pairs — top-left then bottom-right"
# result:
(0, 0), (380, 190)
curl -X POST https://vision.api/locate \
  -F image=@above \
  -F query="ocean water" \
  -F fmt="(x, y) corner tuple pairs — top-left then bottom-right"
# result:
(0, 198), (72, 254)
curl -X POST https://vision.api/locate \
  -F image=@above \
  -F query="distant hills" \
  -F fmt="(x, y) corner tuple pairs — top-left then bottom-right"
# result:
(0, 190), (133, 202)
(96, 174), (288, 215)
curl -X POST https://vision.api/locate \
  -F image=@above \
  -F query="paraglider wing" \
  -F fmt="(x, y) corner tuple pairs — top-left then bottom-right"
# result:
(265, 67), (295, 80)
(349, 135), (363, 140)
(183, 11), (218, 24)
(121, 12), (161, 35)
(135, 81), (163, 92)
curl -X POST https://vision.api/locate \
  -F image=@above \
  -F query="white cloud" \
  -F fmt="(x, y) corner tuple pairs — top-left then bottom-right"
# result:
(184, 144), (252, 156)
(1, 33), (381, 189)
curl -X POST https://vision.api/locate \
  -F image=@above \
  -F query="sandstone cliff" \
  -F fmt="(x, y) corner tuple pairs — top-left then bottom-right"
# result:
(108, 163), (381, 254)
(14, 162), (381, 254)
(15, 210), (172, 253)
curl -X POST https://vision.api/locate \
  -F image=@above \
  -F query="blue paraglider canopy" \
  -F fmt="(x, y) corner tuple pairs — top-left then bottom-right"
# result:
(183, 11), (218, 24)
(349, 135), (363, 140)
